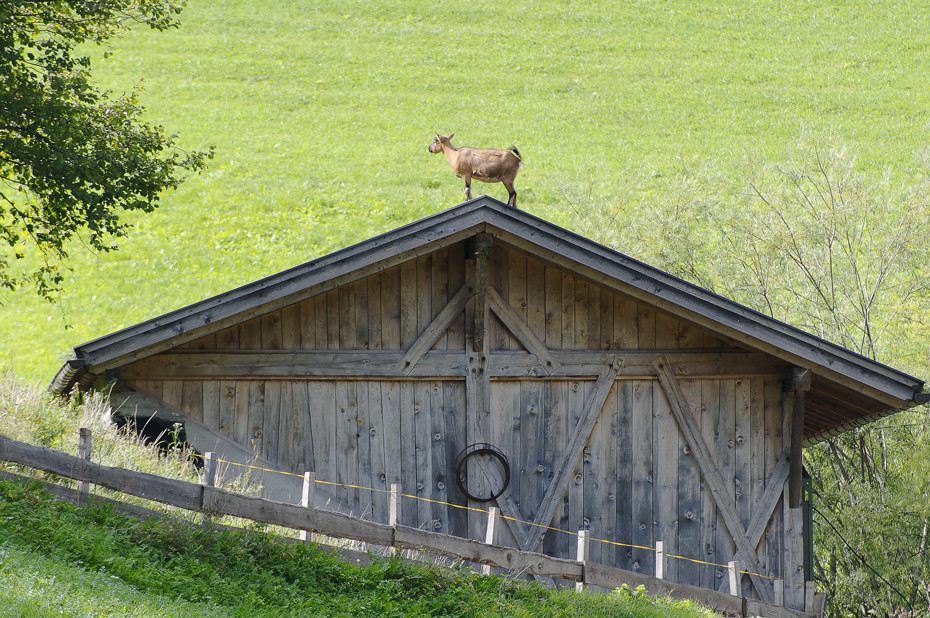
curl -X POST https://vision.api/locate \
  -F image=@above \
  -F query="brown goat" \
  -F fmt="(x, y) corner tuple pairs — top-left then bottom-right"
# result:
(428, 132), (522, 208)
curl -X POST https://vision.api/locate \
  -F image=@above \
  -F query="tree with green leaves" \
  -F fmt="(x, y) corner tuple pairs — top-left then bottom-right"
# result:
(0, 1), (211, 300)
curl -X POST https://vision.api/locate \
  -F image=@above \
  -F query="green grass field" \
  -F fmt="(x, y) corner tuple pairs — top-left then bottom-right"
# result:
(3, 0), (930, 379)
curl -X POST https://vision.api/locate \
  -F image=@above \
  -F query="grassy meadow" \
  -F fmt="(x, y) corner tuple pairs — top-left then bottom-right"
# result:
(3, 0), (930, 379)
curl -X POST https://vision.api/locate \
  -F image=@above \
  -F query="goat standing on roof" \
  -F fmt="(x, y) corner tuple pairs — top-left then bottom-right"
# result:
(428, 132), (522, 208)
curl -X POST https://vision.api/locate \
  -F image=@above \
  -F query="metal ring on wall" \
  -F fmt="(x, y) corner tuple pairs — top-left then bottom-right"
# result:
(454, 442), (511, 503)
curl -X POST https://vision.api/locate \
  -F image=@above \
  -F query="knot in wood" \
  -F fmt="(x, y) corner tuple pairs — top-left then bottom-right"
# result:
(434, 432), (441, 441)
(437, 481), (445, 490)
(370, 427), (377, 436)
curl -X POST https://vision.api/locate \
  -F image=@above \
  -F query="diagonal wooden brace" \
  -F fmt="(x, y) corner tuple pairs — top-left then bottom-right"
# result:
(522, 356), (621, 551)
(486, 286), (561, 374)
(653, 355), (774, 604)
(394, 278), (474, 374)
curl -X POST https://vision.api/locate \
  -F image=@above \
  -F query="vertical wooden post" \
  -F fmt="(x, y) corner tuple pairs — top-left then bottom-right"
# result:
(783, 367), (810, 611)
(575, 529), (589, 592)
(481, 506), (499, 575)
(389, 483), (402, 527)
(727, 560), (741, 597)
(465, 233), (492, 543)
(472, 233), (492, 354)
(784, 368), (811, 509)
(804, 581), (815, 612)
(389, 483), (401, 556)
(655, 541), (666, 580)
(201, 452), (216, 526)
(76, 428), (92, 503)
(774, 579), (785, 607)
(300, 472), (315, 542)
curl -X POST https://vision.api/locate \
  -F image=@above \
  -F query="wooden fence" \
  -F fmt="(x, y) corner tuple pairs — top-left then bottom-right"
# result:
(0, 432), (823, 618)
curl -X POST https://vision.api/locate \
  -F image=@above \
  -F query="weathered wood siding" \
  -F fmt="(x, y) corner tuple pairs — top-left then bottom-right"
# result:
(123, 240), (792, 595)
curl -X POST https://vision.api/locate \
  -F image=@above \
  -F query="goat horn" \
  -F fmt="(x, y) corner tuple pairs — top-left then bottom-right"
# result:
(449, 131), (454, 139)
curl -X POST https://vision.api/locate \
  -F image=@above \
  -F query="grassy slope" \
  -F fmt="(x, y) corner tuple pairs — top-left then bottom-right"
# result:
(0, 482), (720, 617)
(0, 376), (714, 617)
(3, 0), (930, 379)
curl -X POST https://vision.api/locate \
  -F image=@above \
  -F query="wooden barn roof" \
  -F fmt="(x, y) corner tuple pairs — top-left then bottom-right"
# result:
(51, 196), (927, 444)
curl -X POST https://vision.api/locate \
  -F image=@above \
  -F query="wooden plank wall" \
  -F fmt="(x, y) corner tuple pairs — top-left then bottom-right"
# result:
(123, 240), (790, 591)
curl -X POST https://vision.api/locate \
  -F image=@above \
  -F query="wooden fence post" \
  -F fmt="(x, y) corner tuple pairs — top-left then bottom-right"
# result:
(300, 472), (315, 542)
(481, 507), (499, 575)
(727, 560), (741, 597)
(389, 483), (401, 556)
(774, 579), (784, 606)
(201, 452), (216, 525)
(575, 529), (589, 592)
(655, 541), (666, 580)
(804, 581), (815, 613)
(76, 428), (92, 503)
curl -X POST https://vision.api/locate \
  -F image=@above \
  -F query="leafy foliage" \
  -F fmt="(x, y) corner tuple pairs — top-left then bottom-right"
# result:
(0, 0), (211, 299)
(564, 137), (930, 616)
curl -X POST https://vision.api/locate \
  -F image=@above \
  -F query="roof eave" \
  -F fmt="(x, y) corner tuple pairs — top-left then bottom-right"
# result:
(56, 196), (924, 411)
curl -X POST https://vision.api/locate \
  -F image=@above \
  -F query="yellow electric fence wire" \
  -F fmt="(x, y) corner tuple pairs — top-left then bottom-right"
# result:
(1, 405), (810, 586)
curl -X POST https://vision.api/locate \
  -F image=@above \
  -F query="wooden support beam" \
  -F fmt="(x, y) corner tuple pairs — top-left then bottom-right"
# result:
(472, 233), (493, 354)
(486, 285), (561, 374)
(522, 357), (621, 551)
(395, 280), (473, 374)
(463, 245), (530, 545)
(654, 356), (774, 604)
(718, 454), (789, 594)
(784, 367), (810, 509)
(746, 454), (790, 548)
(123, 350), (782, 381)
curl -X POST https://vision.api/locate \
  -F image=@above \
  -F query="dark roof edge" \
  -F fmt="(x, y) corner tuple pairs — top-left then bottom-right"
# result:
(54, 196), (924, 405)
(49, 358), (86, 396)
(483, 206), (925, 401)
(70, 199), (493, 367)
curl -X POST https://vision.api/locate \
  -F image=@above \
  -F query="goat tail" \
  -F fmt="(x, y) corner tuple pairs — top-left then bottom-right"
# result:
(508, 146), (521, 160)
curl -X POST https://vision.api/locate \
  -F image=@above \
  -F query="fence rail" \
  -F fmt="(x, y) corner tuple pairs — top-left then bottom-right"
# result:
(0, 431), (822, 618)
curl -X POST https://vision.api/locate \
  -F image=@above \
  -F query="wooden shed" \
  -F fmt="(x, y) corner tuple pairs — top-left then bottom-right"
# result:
(52, 197), (926, 610)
